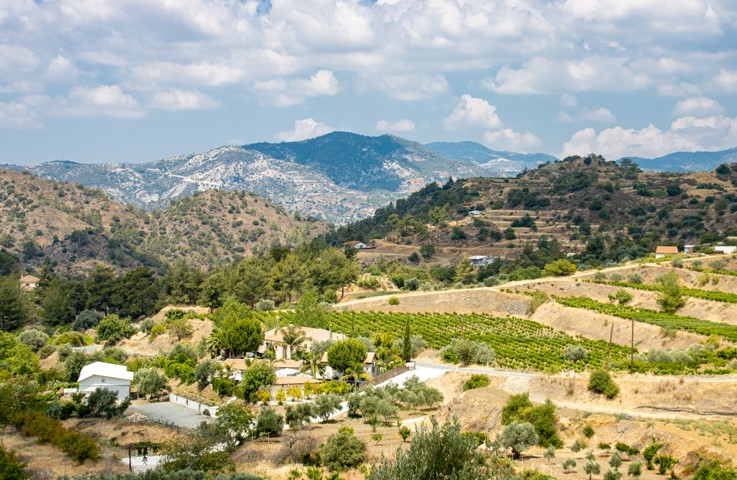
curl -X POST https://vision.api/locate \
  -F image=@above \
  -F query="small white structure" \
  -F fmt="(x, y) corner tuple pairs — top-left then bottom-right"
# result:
(468, 210), (483, 217)
(78, 361), (133, 401)
(342, 240), (368, 249)
(684, 244), (696, 254)
(714, 245), (737, 255)
(470, 255), (494, 266)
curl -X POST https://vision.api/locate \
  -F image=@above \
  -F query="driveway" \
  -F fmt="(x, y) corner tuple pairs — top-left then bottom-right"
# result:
(127, 401), (214, 429)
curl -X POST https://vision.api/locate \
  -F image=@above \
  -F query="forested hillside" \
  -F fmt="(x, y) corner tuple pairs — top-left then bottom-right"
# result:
(331, 155), (737, 265)
(0, 169), (325, 273)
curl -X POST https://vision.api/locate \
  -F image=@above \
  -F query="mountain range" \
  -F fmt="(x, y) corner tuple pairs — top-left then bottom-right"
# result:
(5, 132), (735, 224)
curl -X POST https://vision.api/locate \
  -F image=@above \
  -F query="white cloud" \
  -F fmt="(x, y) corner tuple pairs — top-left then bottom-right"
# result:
(560, 94), (577, 107)
(561, 114), (737, 159)
(0, 45), (40, 76)
(674, 96), (724, 116)
(255, 70), (340, 107)
(150, 89), (219, 111)
(46, 55), (79, 81)
(580, 107), (617, 124)
(275, 118), (334, 142)
(484, 56), (649, 94)
(131, 62), (246, 87)
(63, 84), (145, 119)
(376, 119), (415, 133)
(443, 95), (502, 131)
(360, 74), (449, 101)
(484, 128), (541, 151)
(0, 100), (43, 129)
(714, 69), (737, 92)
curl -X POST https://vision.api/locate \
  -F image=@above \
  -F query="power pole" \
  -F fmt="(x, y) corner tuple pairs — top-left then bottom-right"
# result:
(630, 318), (635, 372)
(606, 323), (614, 371)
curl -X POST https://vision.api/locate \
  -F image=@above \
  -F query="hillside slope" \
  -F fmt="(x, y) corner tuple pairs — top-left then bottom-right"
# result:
(0, 169), (325, 272)
(331, 155), (737, 258)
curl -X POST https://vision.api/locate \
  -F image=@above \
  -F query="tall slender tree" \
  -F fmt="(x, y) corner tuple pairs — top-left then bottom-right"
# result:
(402, 318), (412, 362)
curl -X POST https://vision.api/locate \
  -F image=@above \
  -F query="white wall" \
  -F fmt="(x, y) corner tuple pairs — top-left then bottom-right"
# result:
(79, 374), (130, 401)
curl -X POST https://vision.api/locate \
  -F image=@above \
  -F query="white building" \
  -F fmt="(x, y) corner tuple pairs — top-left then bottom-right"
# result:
(470, 255), (494, 266)
(714, 245), (737, 255)
(78, 361), (133, 401)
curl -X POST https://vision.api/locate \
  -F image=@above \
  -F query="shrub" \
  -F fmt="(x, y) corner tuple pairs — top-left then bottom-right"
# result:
(73, 310), (102, 332)
(588, 370), (619, 399)
(19, 329), (48, 351)
(500, 421), (539, 459)
(564, 345), (588, 362)
(462, 374), (490, 391)
(583, 424), (595, 438)
(255, 407), (283, 438)
(319, 426), (367, 471)
(388, 296), (400, 306)
(643, 443), (663, 470)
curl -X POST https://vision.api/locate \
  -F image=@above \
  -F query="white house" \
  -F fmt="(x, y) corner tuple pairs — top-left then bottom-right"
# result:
(78, 362), (133, 401)
(342, 240), (368, 249)
(468, 210), (483, 217)
(19, 275), (39, 291)
(470, 255), (494, 266)
(714, 245), (737, 255)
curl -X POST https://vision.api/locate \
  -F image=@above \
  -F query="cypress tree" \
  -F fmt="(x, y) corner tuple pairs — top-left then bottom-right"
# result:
(402, 318), (411, 362)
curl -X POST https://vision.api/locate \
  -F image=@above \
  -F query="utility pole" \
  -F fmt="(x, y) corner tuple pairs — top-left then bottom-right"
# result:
(606, 323), (614, 371)
(630, 318), (635, 372)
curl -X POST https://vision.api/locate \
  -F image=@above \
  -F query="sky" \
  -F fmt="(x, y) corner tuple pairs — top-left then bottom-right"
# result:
(1, 0), (736, 166)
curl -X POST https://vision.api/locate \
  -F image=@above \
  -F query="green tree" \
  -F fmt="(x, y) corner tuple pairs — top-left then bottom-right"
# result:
(0, 275), (27, 331)
(320, 427), (367, 472)
(656, 271), (685, 313)
(0, 444), (31, 480)
(40, 283), (76, 326)
(215, 401), (254, 446)
(693, 460), (736, 480)
(193, 360), (217, 390)
(564, 458), (578, 473)
(313, 394), (342, 422)
(18, 328), (48, 351)
(85, 387), (130, 419)
(453, 257), (476, 284)
(255, 407), (283, 438)
(327, 339), (367, 375)
(585, 459), (602, 480)
(628, 461), (643, 479)
(402, 318), (412, 362)
(96, 314), (136, 344)
(543, 259), (577, 276)
(240, 362), (276, 402)
(499, 421), (539, 459)
(164, 259), (203, 305)
(133, 368), (168, 399)
(220, 315), (263, 357)
(0, 332), (39, 375)
(294, 289), (326, 328)
(420, 244), (436, 260)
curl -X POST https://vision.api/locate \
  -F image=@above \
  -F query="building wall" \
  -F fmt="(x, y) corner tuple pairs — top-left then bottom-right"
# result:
(79, 374), (130, 401)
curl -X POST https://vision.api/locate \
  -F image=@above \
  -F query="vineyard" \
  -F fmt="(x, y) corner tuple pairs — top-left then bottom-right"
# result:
(252, 310), (635, 372)
(590, 280), (737, 304)
(687, 266), (737, 278)
(554, 296), (737, 342)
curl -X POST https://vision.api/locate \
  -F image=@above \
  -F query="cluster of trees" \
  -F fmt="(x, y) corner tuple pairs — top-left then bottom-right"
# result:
(0, 241), (358, 333)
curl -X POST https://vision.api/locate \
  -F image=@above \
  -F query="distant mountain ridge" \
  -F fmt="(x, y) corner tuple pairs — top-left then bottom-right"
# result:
(6, 132), (736, 223)
(625, 147), (737, 172)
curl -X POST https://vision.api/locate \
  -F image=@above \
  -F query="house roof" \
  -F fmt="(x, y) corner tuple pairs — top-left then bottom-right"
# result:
(78, 362), (133, 383)
(222, 358), (248, 371)
(273, 359), (303, 369)
(264, 326), (347, 344)
(655, 246), (679, 254)
(342, 240), (363, 246)
(20, 275), (39, 284)
(273, 375), (321, 386)
(469, 255), (491, 260)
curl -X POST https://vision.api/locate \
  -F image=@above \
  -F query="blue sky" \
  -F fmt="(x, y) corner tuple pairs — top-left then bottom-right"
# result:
(1, 0), (736, 165)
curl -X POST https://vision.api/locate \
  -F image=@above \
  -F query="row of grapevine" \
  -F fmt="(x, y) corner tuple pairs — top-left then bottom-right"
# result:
(252, 310), (634, 373)
(591, 280), (737, 304)
(687, 266), (737, 277)
(554, 296), (737, 342)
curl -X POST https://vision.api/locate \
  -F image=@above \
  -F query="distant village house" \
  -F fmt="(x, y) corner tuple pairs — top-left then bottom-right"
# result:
(684, 245), (696, 254)
(714, 245), (737, 255)
(470, 255), (494, 266)
(260, 326), (347, 361)
(655, 246), (679, 258)
(342, 240), (368, 249)
(19, 275), (39, 291)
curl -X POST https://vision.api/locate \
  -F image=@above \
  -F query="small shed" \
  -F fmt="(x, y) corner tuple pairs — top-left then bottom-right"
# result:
(468, 210), (483, 217)
(655, 246), (679, 258)
(684, 245), (696, 254)
(78, 361), (133, 401)
(19, 275), (39, 291)
(342, 240), (367, 249)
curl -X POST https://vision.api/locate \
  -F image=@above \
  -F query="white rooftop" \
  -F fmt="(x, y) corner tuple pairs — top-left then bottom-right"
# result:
(78, 361), (134, 383)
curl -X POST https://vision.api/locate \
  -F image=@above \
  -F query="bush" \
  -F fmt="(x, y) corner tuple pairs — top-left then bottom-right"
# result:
(388, 296), (400, 306)
(73, 310), (102, 332)
(320, 426), (367, 471)
(139, 318), (155, 334)
(96, 314), (136, 344)
(462, 374), (490, 391)
(0, 444), (31, 479)
(588, 370), (619, 399)
(86, 387), (130, 419)
(583, 424), (595, 438)
(500, 421), (539, 459)
(563, 345), (588, 362)
(255, 299), (275, 312)
(19, 329), (49, 351)
(38, 344), (55, 359)
(255, 407), (283, 438)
